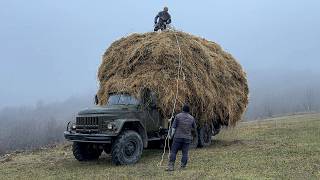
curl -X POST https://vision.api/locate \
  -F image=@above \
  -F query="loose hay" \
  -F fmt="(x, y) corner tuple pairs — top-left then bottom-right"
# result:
(97, 31), (249, 127)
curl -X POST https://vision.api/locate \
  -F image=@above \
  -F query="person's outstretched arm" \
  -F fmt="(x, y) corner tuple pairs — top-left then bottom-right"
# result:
(192, 118), (197, 130)
(169, 116), (178, 139)
(154, 13), (159, 24)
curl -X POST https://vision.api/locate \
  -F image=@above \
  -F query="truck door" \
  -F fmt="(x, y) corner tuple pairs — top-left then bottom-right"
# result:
(140, 89), (161, 133)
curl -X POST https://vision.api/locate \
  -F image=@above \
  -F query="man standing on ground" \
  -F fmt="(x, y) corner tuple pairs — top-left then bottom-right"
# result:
(166, 104), (197, 171)
(154, 6), (172, 31)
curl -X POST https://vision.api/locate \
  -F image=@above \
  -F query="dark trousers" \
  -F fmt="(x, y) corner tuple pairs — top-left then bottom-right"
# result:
(169, 138), (191, 166)
(154, 20), (167, 31)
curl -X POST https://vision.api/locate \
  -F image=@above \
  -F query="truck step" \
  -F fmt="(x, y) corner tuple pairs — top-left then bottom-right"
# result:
(148, 137), (161, 141)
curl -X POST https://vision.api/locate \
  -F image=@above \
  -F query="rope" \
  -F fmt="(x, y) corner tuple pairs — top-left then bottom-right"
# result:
(157, 29), (183, 167)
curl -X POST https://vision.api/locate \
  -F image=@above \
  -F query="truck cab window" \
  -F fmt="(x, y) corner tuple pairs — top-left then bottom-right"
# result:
(107, 94), (139, 105)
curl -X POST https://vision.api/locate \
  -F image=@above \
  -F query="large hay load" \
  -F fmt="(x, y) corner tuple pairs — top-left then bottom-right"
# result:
(97, 31), (249, 127)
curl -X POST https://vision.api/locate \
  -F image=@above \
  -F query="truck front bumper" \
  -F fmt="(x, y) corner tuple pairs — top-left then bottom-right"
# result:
(64, 131), (113, 143)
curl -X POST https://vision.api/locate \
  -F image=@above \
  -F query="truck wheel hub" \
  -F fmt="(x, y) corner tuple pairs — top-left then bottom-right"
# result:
(124, 141), (136, 156)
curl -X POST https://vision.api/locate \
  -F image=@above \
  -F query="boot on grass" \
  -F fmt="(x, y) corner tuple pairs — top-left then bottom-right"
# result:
(165, 161), (174, 171)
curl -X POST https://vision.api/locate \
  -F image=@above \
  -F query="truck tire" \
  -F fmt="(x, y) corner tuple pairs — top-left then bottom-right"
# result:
(189, 129), (199, 149)
(111, 130), (143, 165)
(103, 145), (111, 154)
(198, 124), (212, 147)
(72, 142), (102, 161)
(212, 121), (221, 136)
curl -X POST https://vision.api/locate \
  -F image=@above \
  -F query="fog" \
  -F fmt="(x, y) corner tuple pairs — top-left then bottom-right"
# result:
(0, 0), (319, 153)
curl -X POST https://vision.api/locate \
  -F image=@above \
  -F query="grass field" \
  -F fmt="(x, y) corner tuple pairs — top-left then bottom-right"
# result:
(1, 113), (319, 179)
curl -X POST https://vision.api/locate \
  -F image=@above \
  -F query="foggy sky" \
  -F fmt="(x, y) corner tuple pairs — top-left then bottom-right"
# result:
(1, 0), (319, 108)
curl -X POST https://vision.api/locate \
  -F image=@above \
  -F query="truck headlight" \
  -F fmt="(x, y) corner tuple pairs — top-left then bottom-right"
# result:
(107, 123), (114, 130)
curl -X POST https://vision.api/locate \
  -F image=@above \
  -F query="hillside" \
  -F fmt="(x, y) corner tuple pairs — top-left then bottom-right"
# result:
(1, 113), (319, 179)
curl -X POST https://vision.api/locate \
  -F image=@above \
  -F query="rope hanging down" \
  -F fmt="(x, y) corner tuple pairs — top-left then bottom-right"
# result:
(157, 30), (183, 167)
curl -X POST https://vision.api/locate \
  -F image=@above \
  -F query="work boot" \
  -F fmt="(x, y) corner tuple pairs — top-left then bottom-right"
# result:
(180, 164), (186, 170)
(165, 161), (174, 171)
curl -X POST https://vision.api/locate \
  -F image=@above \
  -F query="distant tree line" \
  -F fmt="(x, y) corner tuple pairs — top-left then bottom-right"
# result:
(245, 87), (320, 120)
(0, 97), (91, 155)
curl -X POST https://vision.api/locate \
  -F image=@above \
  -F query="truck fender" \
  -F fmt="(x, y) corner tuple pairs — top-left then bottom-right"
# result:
(114, 119), (148, 148)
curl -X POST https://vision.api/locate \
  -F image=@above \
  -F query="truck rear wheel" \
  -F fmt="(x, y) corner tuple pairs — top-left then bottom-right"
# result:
(199, 124), (212, 147)
(111, 130), (143, 165)
(212, 120), (221, 136)
(72, 142), (102, 161)
(189, 129), (199, 148)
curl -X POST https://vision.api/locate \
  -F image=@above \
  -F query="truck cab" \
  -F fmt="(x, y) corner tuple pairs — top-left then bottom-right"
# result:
(64, 92), (218, 165)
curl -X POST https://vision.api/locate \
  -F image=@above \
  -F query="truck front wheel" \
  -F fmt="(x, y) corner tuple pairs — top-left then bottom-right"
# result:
(111, 130), (143, 165)
(72, 142), (102, 161)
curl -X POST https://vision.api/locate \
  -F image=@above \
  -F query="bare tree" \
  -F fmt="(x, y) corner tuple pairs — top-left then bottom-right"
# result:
(263, 103), (274, 118)
(303, 88), (315, 112)
(0, 141), (4, 155)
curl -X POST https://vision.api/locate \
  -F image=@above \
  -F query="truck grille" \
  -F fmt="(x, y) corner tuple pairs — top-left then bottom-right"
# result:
(76, 116), (100, 133)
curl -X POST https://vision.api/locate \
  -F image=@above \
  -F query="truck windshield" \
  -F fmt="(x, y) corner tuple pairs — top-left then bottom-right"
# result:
(107, 94), (139, 105)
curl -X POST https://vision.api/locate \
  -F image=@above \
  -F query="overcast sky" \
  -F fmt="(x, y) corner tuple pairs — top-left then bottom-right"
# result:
(0, 0), (319, 108)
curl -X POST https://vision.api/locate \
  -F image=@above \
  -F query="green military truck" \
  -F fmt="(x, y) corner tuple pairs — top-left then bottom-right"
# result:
(64, 93), (221, 165)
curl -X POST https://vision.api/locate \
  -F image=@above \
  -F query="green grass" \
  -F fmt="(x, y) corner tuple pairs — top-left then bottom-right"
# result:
(1, 113), (320, 180)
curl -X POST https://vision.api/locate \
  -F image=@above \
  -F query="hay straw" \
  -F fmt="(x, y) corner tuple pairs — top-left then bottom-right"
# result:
(97, 31), (249, 127)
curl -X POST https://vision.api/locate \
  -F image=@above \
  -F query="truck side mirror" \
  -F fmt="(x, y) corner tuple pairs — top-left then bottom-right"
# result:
(94, 94), (99, 105)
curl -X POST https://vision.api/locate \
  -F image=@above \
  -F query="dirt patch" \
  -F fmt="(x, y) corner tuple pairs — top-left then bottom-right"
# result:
(212, 139), (266, 147)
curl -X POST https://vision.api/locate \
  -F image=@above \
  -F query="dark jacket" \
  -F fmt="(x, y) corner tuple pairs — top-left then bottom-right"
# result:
(172, 112), (196, 140)
(154, 11), (171, 24)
